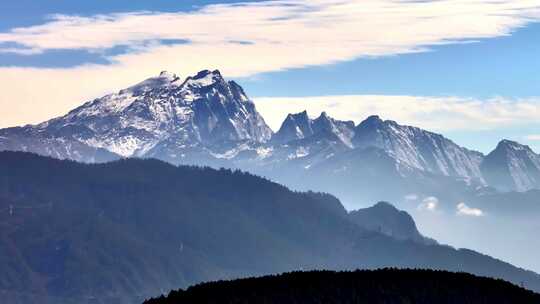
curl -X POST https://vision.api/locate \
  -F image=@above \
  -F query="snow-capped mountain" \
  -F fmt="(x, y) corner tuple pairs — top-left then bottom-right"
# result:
(272, 111), (355, 147)
(272, 111), (313, 144)
(481, 140), (540, 192)
(0, 126), (118, 163)
(1, 69), (538, 194)
(352, 115), (485, 183)
(0, 70), (272, 163)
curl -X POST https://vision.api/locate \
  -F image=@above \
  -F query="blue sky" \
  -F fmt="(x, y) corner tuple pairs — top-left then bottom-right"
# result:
(0, 1), (259, 30)
(241, 23), (540, 99)
(0, 0), (539, 153)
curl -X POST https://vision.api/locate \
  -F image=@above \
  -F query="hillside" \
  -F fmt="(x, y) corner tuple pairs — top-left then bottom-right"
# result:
(1, 151), (540, 304)
(144, 269), (540, 304)
(348, 202), (436, 245)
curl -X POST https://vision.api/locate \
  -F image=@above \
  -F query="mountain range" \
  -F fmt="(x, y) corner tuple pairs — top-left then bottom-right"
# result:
(2, 69), (539, 197)
(1, 151), (540, 304)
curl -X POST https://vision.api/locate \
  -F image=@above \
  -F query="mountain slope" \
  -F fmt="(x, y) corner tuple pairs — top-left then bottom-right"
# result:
(0, 125), (120, 163)
(353, 115), (485, 183)
(1, 152), (540, 304)
(145, 269), (540, 304)
(0, 70), (272, 163)
(348, 202), (436, 245)
(481, 140), (540, 192)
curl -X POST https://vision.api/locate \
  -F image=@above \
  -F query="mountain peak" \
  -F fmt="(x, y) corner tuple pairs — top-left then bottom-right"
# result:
(273, 111), (313, 143)
(481, 139), (540, 192)
(281, 111), (311, 129)
(358, 115), (385, 129)
(372, 201), (398, 210)
(273, 110), (355, 147)
(366, 115), (383, 122)
(348, 201), (433, 245)
(496, 139), (531, 152)
(195, 69), (221, 77)
(312, 111), (336, 130)
(180, 69), (226, 90)
(158, 70), (178, 80)
(314, 111), (334, 124)
(123, 71), (180, 95)
(290, 110), (309, 120)
(353, 115), (485, 182)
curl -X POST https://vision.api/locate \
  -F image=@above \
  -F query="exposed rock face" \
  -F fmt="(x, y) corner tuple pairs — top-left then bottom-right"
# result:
(273, 111), (354, 147)
(353, 115), (485, 183)
(481, 140), (540, 192)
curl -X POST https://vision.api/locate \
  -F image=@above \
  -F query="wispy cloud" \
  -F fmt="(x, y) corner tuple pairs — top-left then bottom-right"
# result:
(456, 202), (484, 217)
(1, 0), (538, 56)
(254, 95), (540, 132)
(0, 0), (539, 127)
(404, 194), (419, 201)
(525, 134), (540, 141)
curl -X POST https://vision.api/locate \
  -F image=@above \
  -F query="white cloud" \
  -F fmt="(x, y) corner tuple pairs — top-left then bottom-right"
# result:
(0, 0), (540, 127)
(456, 202), (484, 217)
(418, 196), (439, 212)
(2, 1), (538, 55)
(404, 194), (418, 201)
(253, 95), (540, 132)
(525, 134), (540, 141)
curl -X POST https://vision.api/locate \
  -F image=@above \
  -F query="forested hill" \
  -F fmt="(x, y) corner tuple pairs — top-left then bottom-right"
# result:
(1, 151), (540, 303)
(145, 269), (540, 304)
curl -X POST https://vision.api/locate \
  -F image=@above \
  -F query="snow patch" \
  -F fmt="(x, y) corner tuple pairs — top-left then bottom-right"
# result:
(256, 147), (273, 159)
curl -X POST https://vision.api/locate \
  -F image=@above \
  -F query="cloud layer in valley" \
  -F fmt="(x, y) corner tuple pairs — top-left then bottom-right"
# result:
(1, 0), (540, 128)
(456, 202), (484, 217)
(417, 196), (439, 212)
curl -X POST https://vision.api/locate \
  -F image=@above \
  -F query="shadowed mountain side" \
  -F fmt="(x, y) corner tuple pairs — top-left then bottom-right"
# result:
(0, 151), (539, 304)
(348, 202), (436, 245)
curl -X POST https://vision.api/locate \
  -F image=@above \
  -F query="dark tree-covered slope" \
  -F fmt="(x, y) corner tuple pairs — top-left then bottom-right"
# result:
(145, 269), (540, 304)
(0, 151), (539, 304)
